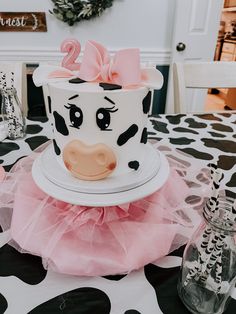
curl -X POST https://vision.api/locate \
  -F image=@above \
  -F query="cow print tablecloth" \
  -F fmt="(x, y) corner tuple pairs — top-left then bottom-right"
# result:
(0, 113), (235, 314)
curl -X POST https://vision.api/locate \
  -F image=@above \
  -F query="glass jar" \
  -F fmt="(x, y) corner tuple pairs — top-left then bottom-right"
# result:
(178, 196), (236, 314)
(1, 87), (26, 140)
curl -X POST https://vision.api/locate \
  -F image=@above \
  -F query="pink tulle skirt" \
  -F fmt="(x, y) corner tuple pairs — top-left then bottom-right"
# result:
(0, 142), (210, 276)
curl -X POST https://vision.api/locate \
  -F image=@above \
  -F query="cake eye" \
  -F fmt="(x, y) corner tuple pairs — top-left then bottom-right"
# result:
(96, 108), (111, 130)
(96, 106), (118, 131)
(67, 105), (83, 129)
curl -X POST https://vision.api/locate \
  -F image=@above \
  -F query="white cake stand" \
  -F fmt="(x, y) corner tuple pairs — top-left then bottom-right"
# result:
(40, 143), (162, 194)
(32, 144), (170, 207)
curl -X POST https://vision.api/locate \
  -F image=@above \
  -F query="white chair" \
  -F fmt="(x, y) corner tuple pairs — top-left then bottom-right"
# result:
(173, 61), (236, 113)
(0, 62), (28, 116)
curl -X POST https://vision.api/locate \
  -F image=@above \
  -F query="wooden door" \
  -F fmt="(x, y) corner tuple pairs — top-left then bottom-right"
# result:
(166, 0), (224, 113)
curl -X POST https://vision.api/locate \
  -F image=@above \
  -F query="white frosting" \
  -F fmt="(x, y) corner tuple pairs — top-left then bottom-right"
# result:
(47, 81), (159, 179)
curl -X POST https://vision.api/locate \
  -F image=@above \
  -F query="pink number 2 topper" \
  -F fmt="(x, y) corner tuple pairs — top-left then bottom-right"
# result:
(61, 39), (81, 71)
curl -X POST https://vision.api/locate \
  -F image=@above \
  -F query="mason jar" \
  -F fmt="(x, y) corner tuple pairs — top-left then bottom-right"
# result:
(1, 87), (26, 140)
(178, 196), (236, 314)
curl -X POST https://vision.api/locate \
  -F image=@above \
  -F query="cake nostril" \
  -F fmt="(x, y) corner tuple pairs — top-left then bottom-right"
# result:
(96, 152), (107, 166)
(64, 161), (72, 170)
(107, 162), (116, 171)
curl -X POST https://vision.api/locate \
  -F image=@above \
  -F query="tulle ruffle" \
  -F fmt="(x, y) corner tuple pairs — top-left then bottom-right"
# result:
(0, 142), (210, 276)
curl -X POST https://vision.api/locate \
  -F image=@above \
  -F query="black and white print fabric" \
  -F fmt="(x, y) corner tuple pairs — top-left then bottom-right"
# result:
(0, 113), (235, 314)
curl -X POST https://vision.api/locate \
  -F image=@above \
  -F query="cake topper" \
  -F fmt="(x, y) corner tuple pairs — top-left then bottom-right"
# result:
(33, 40), (163, 90)
(61, 39), (81, 71)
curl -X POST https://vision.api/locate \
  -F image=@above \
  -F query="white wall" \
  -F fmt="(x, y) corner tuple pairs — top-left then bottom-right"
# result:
(0, 0), (175, 64)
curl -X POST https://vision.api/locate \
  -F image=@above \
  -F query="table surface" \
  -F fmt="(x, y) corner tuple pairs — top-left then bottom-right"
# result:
(0, 112), (236, 314)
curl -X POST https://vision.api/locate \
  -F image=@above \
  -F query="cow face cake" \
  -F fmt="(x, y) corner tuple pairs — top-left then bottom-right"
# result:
(33, 40), (163, 181)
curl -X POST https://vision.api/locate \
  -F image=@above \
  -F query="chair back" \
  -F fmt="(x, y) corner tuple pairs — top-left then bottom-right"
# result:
(173, 61), (236, 113)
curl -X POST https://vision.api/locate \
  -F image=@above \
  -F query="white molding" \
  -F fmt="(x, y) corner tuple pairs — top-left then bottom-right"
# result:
(0, 47), (171, 66)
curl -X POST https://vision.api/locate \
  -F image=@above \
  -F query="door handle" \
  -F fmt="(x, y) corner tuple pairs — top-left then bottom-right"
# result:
(176, 42), (186, 52)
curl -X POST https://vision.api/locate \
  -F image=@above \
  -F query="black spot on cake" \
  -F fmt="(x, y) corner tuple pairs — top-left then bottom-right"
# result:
(0, 142), (20, 157)
(28, 287), (111, 314)
(185, 118), (207, 129)
(99, 82), (122, 90)
(150, 120), (169, 134)
(144, 264), (189, 314)
(211, 123), (234, 133)
(178, 148), (214, 160)
(226, 173), (236, 188)
(53, 139), (61, 155)
(128, 160), (140, 170)
(69, 78), (86, 84)
(169, 137), (195, 145)
(25, 136), (50, 151)
(218, 155), (236, 170)
(124, 310), (141, 314)
(166, 114), (185, 125)
(0, 244), (47, 285)
(53, 111), (69, 136)
(142, 91), (152, 114)
(201, 139), (236, 153)
(117, 124), (138, 146)
(0, 293), (8, 313)
(208, 131), (226, 138)
(195, 114), (222, 121)
(26, 124), (43, 135)
(173, 127), (199, 135)
(48, 95), (52, 113)
(103, 274), (127, 281)
(140, 127), (148, 144)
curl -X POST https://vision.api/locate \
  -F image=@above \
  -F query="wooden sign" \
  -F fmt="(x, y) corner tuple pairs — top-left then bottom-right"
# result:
(0, 12), (47, 32)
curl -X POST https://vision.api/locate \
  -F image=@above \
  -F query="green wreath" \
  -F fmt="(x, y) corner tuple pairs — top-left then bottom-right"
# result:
(50, 0), (114, 26)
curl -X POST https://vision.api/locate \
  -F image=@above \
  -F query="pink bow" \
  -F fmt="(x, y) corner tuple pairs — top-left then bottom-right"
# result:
(78, 40), (142, 87)
(35, 41), (163, 90)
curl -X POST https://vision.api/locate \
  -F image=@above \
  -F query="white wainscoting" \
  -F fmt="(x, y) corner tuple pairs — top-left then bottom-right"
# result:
(0, 48), (171, 66)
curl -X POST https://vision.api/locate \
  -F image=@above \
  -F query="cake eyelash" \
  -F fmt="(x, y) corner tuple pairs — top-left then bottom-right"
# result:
(104, 106), (118, 113)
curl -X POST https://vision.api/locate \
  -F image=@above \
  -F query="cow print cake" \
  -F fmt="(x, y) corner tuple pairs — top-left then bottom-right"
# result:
(33, 40), (163, 181)
(47, 81), (155, 180)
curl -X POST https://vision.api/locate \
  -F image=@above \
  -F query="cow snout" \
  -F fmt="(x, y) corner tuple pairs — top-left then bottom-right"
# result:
(63, 140), (117, 180)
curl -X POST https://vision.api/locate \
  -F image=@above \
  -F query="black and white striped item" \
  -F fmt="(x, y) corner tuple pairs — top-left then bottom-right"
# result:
(0, 71), (7, 90)
(182, 198), (236, 304)
(0, 72), (25, 139)
(200, 196), (236, 293)
(0, 72), (15, 137)
(199, 166), (224, 284)
(183, 165), (225, 289)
